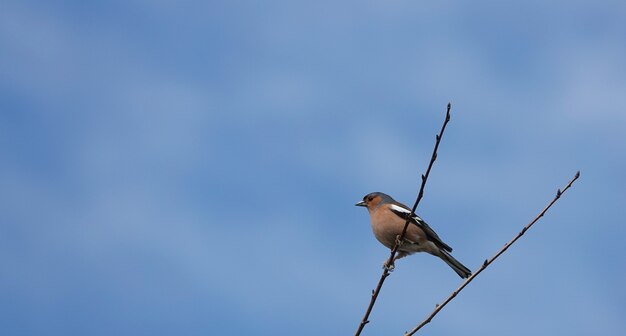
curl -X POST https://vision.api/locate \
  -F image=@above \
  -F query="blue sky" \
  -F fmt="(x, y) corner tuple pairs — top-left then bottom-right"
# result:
(1, 1), (625, 335)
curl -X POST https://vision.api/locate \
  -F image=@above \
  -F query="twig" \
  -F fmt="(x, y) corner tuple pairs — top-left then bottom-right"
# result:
(404, 171), (581, 335)
(354, 103), (452, 336)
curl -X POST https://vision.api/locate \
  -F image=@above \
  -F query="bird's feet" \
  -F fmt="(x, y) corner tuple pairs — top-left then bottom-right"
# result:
(382, 260), (395, 272)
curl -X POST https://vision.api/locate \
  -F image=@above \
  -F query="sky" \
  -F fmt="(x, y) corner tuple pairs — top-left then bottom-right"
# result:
(1, 1), (625, 335)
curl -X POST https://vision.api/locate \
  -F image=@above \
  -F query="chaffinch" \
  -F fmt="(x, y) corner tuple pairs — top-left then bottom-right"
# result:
(356, 192), (471, 278)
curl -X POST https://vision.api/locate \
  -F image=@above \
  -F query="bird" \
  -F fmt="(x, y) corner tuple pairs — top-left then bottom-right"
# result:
(356, 192), (471, 278)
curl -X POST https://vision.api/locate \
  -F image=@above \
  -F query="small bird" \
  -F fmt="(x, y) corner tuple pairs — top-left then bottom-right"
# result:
(356, 192), (471, 278)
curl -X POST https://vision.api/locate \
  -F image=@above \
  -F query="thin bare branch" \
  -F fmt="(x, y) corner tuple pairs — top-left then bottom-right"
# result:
(404, 171), (581, 336)
(354, 103), (452, 336)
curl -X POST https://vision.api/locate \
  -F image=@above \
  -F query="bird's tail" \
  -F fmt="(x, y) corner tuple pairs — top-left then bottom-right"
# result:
(438, 249), (472, 278)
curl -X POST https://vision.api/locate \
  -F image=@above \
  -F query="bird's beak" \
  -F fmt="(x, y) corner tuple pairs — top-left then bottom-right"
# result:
(355, 201), (367, 207)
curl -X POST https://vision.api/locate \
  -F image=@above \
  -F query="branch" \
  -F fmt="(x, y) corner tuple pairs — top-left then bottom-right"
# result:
(404, 170), (581, 335)
(354, 103), (452, 336)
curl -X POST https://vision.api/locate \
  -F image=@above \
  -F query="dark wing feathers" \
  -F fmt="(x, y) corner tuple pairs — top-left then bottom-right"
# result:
(388, 202), (453, 252)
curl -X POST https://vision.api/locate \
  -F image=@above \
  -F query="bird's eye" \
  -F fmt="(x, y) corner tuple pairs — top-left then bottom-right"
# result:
(367, 196), (373, 201)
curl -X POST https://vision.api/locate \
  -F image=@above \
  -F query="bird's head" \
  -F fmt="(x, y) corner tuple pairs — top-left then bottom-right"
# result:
(355, 192), (394, 211)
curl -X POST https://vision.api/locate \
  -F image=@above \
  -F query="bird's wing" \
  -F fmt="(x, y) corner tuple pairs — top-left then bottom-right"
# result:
(388, 203), (453, 252)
